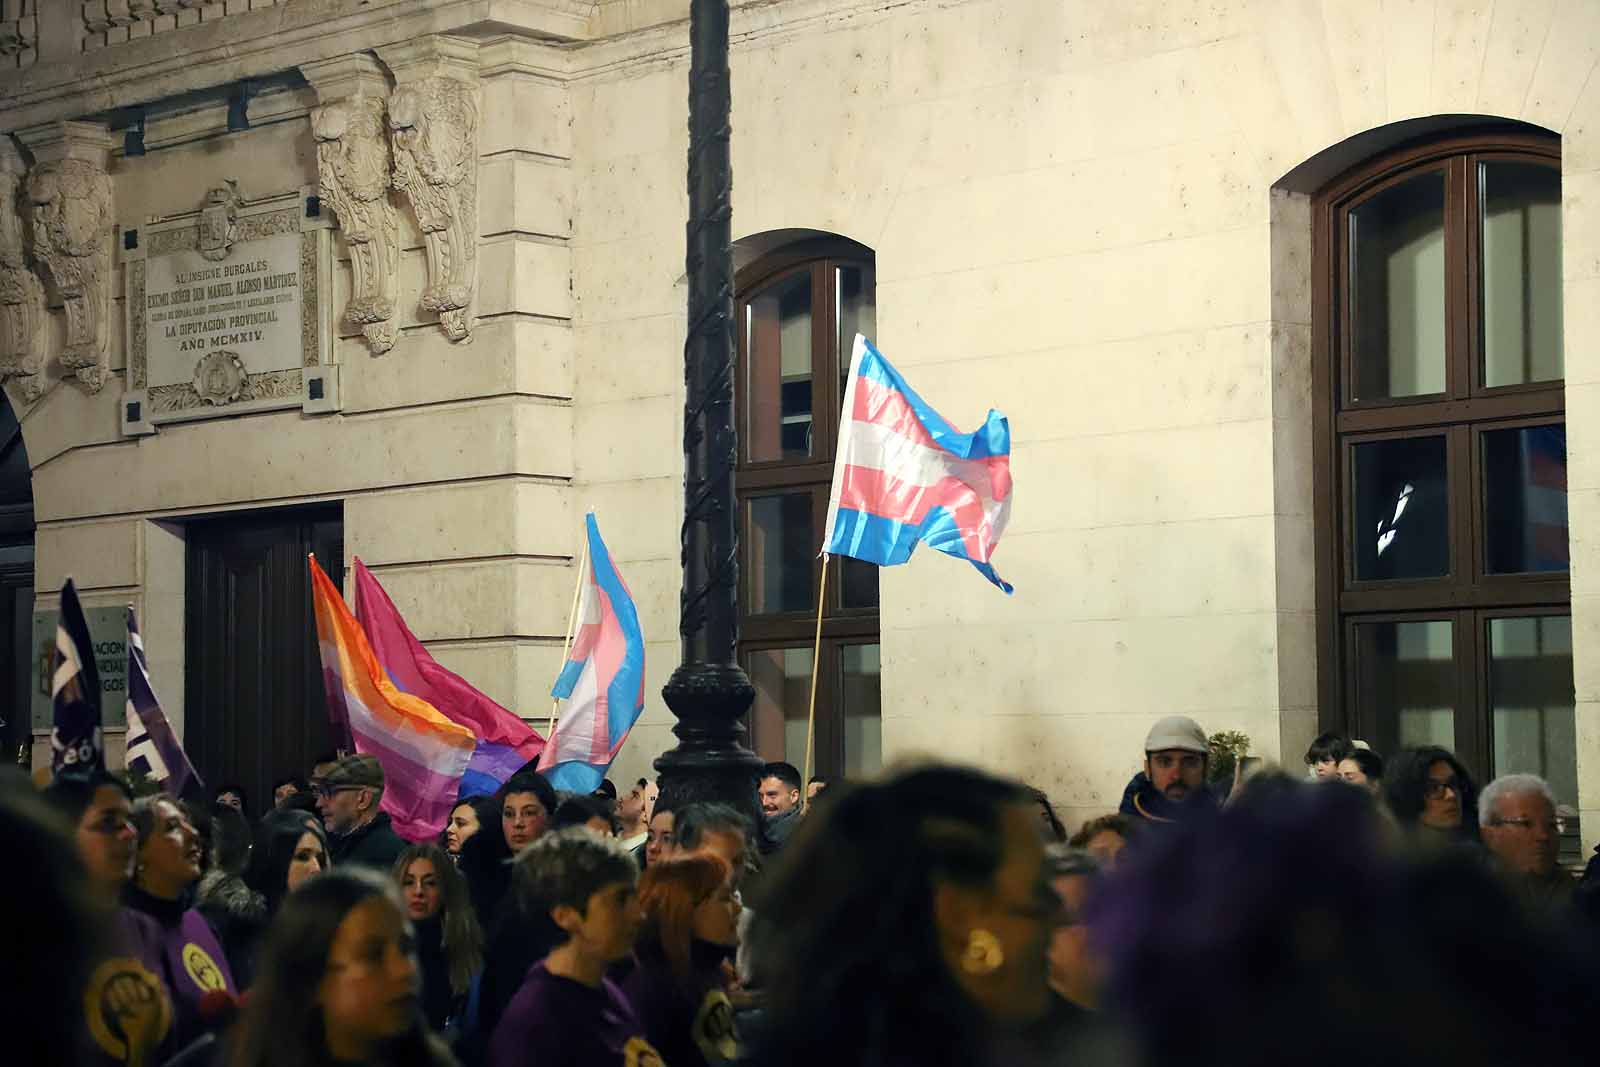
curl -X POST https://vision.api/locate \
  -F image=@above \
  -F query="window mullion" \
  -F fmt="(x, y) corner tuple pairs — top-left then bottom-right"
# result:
(1445, 155), (1472, 401)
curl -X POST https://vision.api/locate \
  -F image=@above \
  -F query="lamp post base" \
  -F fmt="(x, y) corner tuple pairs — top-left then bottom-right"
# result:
(655, 661), (763, 828)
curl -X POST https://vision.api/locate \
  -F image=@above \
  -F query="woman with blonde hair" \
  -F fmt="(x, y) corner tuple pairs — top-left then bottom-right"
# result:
(621, 852), (743, 1066)
(393, 843), (483, 1035)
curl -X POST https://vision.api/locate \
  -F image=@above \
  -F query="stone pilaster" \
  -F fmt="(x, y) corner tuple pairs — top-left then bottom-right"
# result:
(304, 53), (401, 355)
(18, 120), (113, 393)
(0, 137), (46, 402)
(377, 36), (479, 343)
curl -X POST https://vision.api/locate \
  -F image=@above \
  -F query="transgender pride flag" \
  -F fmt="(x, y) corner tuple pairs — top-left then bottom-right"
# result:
(538, 514), (646, 793)
(823, 335), (1014, 593)
(310, 556), (476, 841)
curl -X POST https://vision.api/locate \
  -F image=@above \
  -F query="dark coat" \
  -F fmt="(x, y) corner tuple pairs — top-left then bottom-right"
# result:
(330, 810), (408, 872)
(619, 943), (741, 1067)
(1117, 771), (1219, 824)
(193, 869), (268, 987)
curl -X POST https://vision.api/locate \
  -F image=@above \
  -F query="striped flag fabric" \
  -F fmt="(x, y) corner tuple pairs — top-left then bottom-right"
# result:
(309, 555), (476, 841)
(537, 513), (646, 793)
(50, 578), (104, 776)
(822, 334), (1015, 593)
(125, 606), (202, 799)
(353, 559), (545, 799)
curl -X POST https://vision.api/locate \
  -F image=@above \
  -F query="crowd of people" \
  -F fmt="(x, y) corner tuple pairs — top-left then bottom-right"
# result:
(5, 717), (1600, 1067)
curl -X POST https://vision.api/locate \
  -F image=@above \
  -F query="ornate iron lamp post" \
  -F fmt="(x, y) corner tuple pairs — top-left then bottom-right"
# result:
(655, 0), (765, 825)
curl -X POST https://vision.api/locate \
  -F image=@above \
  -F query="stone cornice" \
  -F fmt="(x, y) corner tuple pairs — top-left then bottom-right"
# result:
(0, 0), (590, 132)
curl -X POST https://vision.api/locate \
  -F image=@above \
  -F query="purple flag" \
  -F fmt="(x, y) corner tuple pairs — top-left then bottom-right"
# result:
(125, 607), (203, 798)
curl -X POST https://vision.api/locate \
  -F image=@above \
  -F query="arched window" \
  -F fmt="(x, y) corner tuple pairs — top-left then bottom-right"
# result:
(0, 392), (34, 764)
(1312, 130), (1575, 846)
(735, 237), (880, 779)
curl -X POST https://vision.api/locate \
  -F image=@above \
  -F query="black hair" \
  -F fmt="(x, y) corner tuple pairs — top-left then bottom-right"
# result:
(552, 793), (617, 834)
(246, 809), (330, 916)
(1, 782), (110, 1067)
(213, 782), (249, 816)
(807, 774), (831, 786)
(749, 764), (1031, 1067)
(500, 769), (559, 821)
(41, 770), (131, 826)
(271, 775), (308, 799)
(593, 778), (618, 800)
(674, 802), (752, 853)
(1304, 732), (1352, 766)
(230, 868), (448, 1067)
(1342, 747), (1385, 783)
(211, 803), (253, 876)
(1383, 746), (1479, 839)
(761, 761), (803, 792)
(512, 828), (639, 941)
(1030, 786), (1067, 843)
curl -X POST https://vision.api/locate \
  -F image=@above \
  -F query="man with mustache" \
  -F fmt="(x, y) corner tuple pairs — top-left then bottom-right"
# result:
(1119, 716), (1217, 825)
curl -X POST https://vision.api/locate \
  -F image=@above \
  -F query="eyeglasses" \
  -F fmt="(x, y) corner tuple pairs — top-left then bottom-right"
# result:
(1422, 778), (1462, 799)
(313, 784), (362, 799)
(1489, 817), (1565, 834)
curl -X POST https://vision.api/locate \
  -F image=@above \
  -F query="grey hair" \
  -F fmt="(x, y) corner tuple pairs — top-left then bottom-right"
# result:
(674, 802), (752, 853)
(1044, 844), (1102, 880)
(1478, 773), (1557, 826)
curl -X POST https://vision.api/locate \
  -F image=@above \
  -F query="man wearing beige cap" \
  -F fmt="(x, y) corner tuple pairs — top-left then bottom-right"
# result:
(1118, 716), (1217, 824)
(314, 753), (407, 871)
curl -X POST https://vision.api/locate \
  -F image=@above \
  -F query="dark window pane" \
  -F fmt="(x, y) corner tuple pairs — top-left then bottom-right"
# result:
(840, 643), (881, 776)
(1483, 424), (1568, 574)
(746, 647), (813, 764)
(840, 555), (879, 609)
(1350, 171), (1447, 401)
(838, 264), (876, 399)
(1481, 162), (1563, 388)
(1353, 619), (1458, 755)
(747, 494), (815, 614)
(1489, 615), (1579, 863)
(745, 272), (813, 462)
(1353, 436), (1449, 581)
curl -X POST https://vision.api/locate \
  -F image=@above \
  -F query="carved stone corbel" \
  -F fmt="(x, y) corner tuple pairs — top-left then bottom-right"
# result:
(303, 54), (400, 355)
(0, 140), (45, 402)
(378, 37), (479, 343)
(20, 122), (114, 393)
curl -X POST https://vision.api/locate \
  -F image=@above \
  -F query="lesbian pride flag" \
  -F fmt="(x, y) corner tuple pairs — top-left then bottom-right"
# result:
(353, 560), (544, 798)
(310, 556), (475, 840)
(537, 514), (645, 793)
(822, 335), (1014, 592)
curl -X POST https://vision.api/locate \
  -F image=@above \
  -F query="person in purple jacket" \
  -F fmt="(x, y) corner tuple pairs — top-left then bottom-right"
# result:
(123, 795), (238, 1054)
(487, 828), (662, 1067)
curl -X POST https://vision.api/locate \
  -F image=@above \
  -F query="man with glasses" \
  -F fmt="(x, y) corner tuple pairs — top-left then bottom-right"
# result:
(314, 754), (406, 872)
(1479, 773), (1572, 910)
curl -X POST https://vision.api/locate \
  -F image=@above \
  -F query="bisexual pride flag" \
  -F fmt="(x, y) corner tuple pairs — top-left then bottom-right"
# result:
(310, 555), (476, 841)
(538, 514), (646, 793)
(354, 559), (545, 799)
(823, 335), (1015, 593)
(125, 607), (202, 799)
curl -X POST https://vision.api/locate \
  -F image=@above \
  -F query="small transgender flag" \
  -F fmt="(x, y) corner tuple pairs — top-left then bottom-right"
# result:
(538, 513), (646, 793)
(823, 335), (1014, 593)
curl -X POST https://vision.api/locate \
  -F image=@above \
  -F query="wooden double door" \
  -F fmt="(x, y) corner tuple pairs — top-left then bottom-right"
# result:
(185, 506), (343, 812)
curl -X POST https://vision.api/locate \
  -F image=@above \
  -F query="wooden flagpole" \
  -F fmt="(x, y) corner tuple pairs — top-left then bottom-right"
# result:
(550, 532), (591, 742)
(802, 553), (830, 801)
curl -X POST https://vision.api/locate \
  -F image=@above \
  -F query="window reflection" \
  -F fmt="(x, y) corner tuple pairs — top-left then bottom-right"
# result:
(1354, 436), (1448, 581)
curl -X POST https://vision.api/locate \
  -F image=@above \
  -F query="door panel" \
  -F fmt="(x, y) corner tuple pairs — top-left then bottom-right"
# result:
(185, 507), (342, 811)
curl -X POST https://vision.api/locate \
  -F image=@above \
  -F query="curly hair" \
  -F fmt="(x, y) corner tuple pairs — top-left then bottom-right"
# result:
(748, 764), (1031, 1067)
(1382, 746), (1479, 840)
(1068, 813), (1136, 849)
(512, 827), (638, 941)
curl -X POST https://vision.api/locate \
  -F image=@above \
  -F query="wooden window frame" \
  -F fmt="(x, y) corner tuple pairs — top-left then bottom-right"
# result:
(1312, 130), (1567, 784)
(734, 239), (879, 776)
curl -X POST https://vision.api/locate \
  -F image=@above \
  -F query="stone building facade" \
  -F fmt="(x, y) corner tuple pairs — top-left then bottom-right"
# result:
(1, 0), (1595, 850)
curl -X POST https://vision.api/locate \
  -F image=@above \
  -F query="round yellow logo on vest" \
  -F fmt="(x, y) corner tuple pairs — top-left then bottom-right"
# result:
(181, 942), (227, 992)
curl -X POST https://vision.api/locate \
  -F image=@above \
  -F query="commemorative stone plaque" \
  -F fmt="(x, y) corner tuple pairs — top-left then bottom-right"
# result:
(121, 183), (338, 433)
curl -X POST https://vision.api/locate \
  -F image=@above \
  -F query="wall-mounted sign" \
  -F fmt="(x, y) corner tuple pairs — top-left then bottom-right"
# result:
(30, 607), (129, 733)
(121, 183), (339, 435)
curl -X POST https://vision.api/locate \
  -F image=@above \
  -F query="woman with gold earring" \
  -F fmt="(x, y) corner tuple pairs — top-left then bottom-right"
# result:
(747, 763), (1061, 1067)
